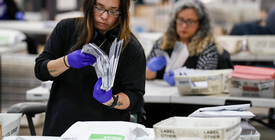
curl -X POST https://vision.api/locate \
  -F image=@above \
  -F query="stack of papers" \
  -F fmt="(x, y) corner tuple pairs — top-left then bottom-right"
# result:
(81, 38), (123, 91)
(232, 65), (275, 80)
(189, 104), (255, 119)
(155, 41), (189, 73)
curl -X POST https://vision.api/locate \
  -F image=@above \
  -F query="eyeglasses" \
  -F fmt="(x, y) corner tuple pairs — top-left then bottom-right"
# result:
(94, 5), (120, 17)
(176, 18), (198, 26)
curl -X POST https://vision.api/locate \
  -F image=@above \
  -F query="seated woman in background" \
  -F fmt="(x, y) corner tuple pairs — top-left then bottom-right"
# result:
(142, 0), (232, 128)
(146, 0), (232, 86)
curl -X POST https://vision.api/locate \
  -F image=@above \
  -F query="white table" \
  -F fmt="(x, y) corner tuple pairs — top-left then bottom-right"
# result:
(171, 93), (275, 108)
(26, 80), (178, 103)
(230, 51), (256, 61)
(0, 20), (56, 35)
(0, 42), (27, 54)
(26, 80), (275, 108)
(26, 79), (275, 130)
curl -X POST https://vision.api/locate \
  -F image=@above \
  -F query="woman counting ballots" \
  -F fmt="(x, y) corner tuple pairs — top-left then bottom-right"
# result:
(34, 0), (146, 136)
(143, 0), (233, 127)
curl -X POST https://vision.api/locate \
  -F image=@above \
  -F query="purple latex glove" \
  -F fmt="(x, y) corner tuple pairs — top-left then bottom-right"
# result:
(67, 50), (96, 69)
(163, 70), (175, 86)
(93, 77), (112, 103)
(15, 11), (24, 20)
(147, 56), (166, 72)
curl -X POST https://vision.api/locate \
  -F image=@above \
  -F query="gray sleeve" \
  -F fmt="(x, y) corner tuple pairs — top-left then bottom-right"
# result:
(146, 38), (162, 61)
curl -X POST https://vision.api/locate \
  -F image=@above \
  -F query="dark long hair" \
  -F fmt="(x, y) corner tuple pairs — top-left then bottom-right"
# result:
(70, 0), (132, 52)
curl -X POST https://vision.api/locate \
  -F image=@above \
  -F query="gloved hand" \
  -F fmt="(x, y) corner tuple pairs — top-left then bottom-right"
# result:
(93, 77), (112, 103)
(67, 50), (96, 69)
(15, 11), (24, 21)
(163, 70), (175, 86)
(147, 56), (166, 72)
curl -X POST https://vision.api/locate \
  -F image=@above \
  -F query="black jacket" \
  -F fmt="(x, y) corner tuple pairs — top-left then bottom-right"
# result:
(35, 18), (146, 136)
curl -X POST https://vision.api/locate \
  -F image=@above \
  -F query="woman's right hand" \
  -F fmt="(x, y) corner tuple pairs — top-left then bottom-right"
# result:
(67, 50), (96, 69)
(146, 56), (167, 72)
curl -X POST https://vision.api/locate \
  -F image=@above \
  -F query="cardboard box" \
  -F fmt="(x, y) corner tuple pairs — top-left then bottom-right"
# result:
(230, 78), (275, 98)
(230, 65), (275, 98)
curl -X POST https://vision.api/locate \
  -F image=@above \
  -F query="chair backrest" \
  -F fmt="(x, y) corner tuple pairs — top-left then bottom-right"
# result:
(217, 49), (234, 69)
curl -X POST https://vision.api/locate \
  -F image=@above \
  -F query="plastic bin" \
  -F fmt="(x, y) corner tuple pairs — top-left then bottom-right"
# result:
(216, 36), (243, 54)
(0, 113), (22, 139)
(174, 69), (233, 95)
(153, 117), (241, 140)
(247, 36), (275, 55)
(240, 131), (260, 140)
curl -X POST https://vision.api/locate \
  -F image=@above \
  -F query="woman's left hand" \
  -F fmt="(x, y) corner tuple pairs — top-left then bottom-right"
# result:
(163, 70), (175, 86)
(93, 77), (112, 103)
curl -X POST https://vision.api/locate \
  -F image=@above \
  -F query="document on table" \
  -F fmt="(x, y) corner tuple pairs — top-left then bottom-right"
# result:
(60, 121), (150, 140)
(189, 104), (255, 119)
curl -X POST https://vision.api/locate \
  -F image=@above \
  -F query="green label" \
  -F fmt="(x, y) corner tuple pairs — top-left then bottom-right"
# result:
(89, 134), (125, 140)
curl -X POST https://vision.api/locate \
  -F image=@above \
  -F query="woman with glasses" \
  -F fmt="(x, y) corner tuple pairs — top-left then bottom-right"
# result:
(146, 0), (224, 85)
(143, 0), (225, 128)
(35, 0), (146, 136)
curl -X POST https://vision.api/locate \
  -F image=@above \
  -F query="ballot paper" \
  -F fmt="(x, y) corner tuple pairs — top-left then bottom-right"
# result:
(189, 104), (255, 119)
(155, 41), (189, 73)
(60, 121), (150, 140)
(81, 38), (123, 91)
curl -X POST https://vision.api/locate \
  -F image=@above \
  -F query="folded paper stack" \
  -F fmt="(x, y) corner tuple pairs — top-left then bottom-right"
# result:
(81, 38), (123, 91)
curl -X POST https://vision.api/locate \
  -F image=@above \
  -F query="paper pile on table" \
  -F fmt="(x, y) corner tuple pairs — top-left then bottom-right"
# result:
(230, 65), (275, 98)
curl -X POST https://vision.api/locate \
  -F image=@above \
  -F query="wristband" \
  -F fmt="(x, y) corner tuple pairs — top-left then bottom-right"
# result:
(63, 56), (70, 68)
(108, 95), (119, 108)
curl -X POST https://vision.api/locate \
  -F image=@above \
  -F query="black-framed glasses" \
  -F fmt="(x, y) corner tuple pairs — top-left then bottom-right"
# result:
(94, 5), (120, 17)
(176, 18), (198, 26)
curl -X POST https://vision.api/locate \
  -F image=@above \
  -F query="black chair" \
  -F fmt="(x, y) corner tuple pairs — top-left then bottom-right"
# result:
(7, 102), (47, 136)
(7, 102), (136, 136)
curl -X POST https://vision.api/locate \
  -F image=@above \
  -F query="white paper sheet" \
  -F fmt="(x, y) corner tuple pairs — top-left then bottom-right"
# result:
(189, 104), (255, 119)
(155, 41), (189, 73)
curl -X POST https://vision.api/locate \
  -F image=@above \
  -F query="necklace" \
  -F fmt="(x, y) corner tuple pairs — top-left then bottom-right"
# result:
(99, 39), (107, 48)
